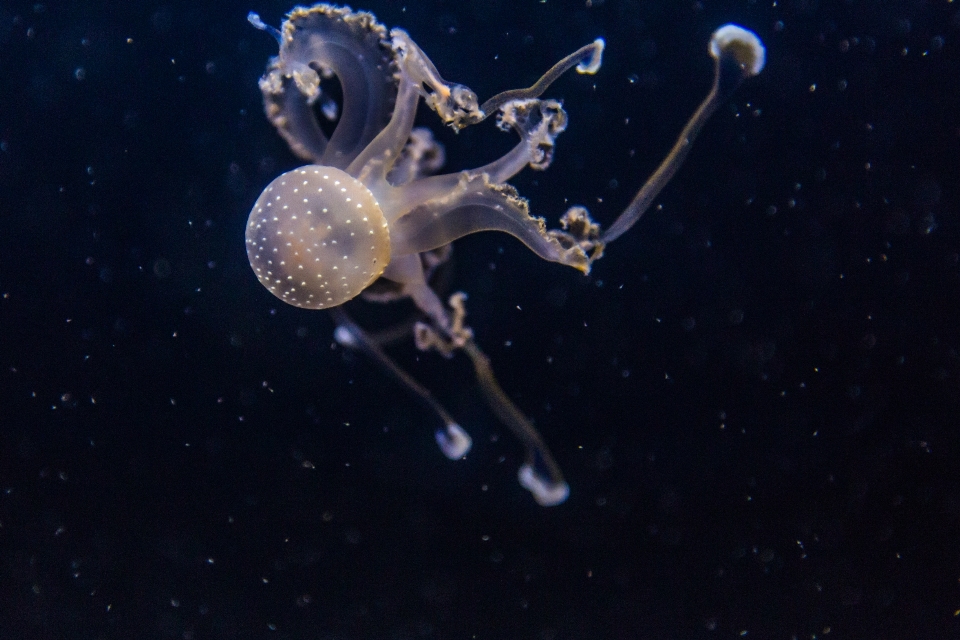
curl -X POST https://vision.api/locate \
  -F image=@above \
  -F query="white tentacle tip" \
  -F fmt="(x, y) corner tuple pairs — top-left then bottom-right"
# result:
(333, 325), (358, 348)
(710, 25), (766, 77)
(435, 423), (472, 460)
(518, 464), (570, 507)
(576, 38), (605, 75)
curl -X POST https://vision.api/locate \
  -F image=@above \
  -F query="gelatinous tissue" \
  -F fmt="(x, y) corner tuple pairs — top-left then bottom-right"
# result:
(245, 4), (765, 505)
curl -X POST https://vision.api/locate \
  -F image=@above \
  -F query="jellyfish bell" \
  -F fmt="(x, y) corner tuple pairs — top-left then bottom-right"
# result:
(245, 165), (391, 309)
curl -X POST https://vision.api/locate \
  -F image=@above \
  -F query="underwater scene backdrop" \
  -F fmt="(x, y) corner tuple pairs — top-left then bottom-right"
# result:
(2, 0), (959, 638)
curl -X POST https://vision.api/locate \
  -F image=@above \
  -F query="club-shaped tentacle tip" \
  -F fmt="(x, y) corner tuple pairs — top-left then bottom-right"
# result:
(435, 423), (472, 460)
(518, 464), (570, 507)
(333, 325), (358, 348)
(576, 38), (605, 75)
(709, 24), (766, 77)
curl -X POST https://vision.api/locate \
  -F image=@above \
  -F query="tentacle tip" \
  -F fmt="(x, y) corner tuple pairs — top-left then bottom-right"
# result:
(248, 11), (283, 45)
(518, 464), (570, 506)
(709, 25), (766, 77)
(576, 38), (605, 75)
(333, 325), (358, 348)
(436, 423), (472, 460)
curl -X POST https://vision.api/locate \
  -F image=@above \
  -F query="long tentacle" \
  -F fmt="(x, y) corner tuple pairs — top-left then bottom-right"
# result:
(600, 25), (765, 244)
(329, 307), (472, 460)
(461, 340), (569, 507)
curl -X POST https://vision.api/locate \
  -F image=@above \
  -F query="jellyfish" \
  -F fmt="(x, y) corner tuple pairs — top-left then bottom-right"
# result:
(246, 4), (765, 506)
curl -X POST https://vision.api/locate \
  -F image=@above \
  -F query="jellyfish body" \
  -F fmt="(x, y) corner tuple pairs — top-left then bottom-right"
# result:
(246, 4), (766, 506)
(246, 166), (390, 309)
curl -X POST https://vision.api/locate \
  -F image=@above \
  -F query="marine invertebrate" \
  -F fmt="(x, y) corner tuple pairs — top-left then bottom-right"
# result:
(246, 4), (765, 505)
